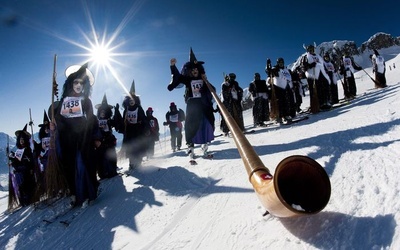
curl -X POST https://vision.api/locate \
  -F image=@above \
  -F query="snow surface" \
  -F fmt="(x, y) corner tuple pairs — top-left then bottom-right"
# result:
(1, 54), (400, 250)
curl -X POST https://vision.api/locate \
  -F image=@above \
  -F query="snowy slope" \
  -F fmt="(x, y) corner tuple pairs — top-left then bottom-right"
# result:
(0, 55), (399, 250)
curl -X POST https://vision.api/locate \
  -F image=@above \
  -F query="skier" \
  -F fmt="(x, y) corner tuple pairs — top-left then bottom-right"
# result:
(301, 44), (332, 111)
(8, 124), (35, 207)
(266, 58), (297, 123)
(370, 49), (387, 88)
(167, 48), (215, 163)
(220, 73), (244, 135)
(339, 50), (362, 99)
(323, 53), (339, 104)
(145, 107), (160, 159)
(248, 72), (270, 126)
(117, 92), (149, 170)
(51, 63), (100, 208)
(163, 102), (185, 152)
(291, 66), (305, 112)
(94, 94), (118, 179)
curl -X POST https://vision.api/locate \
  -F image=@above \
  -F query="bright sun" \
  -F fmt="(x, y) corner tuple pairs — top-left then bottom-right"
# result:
(89, 44), (112, 66)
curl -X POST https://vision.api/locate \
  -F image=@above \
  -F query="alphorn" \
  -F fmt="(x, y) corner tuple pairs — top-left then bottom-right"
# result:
(203, 76), (331, 217)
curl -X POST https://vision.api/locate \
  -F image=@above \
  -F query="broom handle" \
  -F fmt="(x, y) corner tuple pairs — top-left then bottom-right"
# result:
(51, 54), (57, 121)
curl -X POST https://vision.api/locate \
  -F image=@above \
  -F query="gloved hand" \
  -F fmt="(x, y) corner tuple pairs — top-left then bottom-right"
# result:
(8, 152), (15, 158)
(167, 84), (174, 91)
(163, 121), (168, 126)
(308, 62), (316, 68)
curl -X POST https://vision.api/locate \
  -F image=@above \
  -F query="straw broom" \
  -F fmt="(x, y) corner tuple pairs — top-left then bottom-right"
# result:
(45, 54), (68, 199)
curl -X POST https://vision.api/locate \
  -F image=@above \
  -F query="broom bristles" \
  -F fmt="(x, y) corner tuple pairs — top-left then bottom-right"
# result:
(7, 174), (19, 211)
(45, 131), (68, 199)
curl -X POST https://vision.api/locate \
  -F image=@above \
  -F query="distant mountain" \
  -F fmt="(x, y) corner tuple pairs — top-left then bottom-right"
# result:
(290, 32), (400, 70)
(0, 133), (15, 175)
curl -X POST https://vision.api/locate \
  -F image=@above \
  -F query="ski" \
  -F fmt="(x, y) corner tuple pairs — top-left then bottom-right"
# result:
(42, 204), (76, 225)
(283, 116), (309, 125)
(321, 101), (350, 112)
(58, 206), (89, 227)
(244, 129), (256, 134)
(214, 133), (224, 138)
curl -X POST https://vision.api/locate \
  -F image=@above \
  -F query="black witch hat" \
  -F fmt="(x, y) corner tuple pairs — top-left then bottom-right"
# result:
(95, 94), (113, 109)
(95, 94), (113, 118)
(38, 110), (50, 128)
(189, 47), (204, 65)
(181, 47), (205, 76)
(15, 124), (31, 138)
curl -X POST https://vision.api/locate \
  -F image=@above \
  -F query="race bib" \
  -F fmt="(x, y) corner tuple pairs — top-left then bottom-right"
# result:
(99, 119), (110, 132)
(231, 88), (238, 100)
(190, 79), (203, 98)
(42, 137), (50, 150)
(60, 96), (84, 118)
(169, 113), (179, 122)
(15, 148), (25, 161)
(126, 109), (139, 124)
(149, 119), (156, 128)
(256, 92), (268, 99)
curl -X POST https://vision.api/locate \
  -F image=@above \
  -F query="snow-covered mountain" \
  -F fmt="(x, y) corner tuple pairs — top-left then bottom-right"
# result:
(289, 32), (400, 70)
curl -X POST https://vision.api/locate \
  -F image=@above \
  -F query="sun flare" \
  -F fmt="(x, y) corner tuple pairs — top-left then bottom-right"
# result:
(89, 44), (112, 66)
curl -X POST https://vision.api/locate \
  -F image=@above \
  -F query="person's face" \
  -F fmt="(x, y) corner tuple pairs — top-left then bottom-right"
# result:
(191, 68), (199, 77)
(73, 79), (84, 94)
(129, 98), (135, 106)
(19, 137), (26, 147)
(99, 110), (106, 118)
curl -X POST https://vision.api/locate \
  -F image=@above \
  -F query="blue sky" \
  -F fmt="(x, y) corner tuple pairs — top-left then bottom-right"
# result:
(0, 0), (398, 136)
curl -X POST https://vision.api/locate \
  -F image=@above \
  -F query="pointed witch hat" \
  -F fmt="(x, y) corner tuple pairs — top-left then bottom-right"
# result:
(129, 79), (136, 96)
(95, 94), (113, 109)
(38, 110), (50, 127)
(15, 124), (31, 138)
(189, 47), (204, 65)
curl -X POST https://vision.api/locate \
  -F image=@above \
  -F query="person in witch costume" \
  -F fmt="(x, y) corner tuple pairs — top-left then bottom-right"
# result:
(116, 82), (150, 170)
(163, 102), (185, 152)
(301, 44), (332, 110)
(51, 63), (101, 207)
(145, 107), (160, 158)
(339, 50), (362, 99)
(370, 49), (387, 88)
(94, 94), (118, 179)
(32, 110), (51, 200)
(167, 48), (215, 160)
(248, 72), (270, 127)
(266, 57), (297, 123)
(322, 53), (339, 104)
(220, 73), (244, 135)
(8, 124), (35, 207)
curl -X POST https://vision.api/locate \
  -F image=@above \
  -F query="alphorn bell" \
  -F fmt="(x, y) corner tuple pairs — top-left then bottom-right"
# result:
(202, 76), (331, 217)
